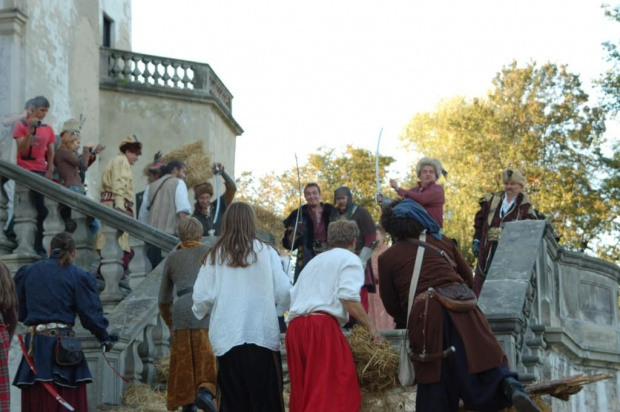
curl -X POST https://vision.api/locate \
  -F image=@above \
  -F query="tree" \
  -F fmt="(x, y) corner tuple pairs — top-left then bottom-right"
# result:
(402, 61), (613, 260)
(237, 146), (395, 222)
(599, 4), (620, 116)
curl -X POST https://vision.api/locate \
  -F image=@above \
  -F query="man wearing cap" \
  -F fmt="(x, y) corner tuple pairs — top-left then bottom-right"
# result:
(332, 186), (376, 267)
(12, 96), (56, 255)
(95, 136), (142, 257)
(472, 169), (539, 296)
(193, 162), (237, 237)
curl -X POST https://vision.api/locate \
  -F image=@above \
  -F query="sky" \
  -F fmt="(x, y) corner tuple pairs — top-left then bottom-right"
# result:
(132, 1), (619, 180)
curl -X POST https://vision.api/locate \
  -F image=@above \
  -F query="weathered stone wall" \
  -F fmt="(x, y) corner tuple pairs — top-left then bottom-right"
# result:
(479, 220), (620, 411)
(97, 87), (238, 196)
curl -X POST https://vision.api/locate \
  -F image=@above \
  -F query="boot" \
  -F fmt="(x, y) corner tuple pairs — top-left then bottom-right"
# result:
(502, 377), (541, 412)
(182, 405), (197, 412)
(194, 388), (217, 412)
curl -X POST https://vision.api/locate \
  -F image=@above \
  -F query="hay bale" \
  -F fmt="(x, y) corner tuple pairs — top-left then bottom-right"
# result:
(155, 353), (170, 383)
(252, 204), (285, 249)
(143, 141), (213, 188)
(348, 325), (399, 393)
(117, 383), (167, 412)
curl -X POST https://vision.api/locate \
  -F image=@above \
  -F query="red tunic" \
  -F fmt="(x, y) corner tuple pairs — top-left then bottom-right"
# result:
(378, 237), (507, 384)
(396, 182), (445, 227)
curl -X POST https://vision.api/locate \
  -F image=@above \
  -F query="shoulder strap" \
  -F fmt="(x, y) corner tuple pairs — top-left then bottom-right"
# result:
(147, 175), (174, 211)
(406, 232), (426, 329)
(404, 238), (457, 269)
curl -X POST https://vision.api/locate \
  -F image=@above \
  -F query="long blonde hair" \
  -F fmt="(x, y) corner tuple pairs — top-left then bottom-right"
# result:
(0, 262), (17, 313)
(202, 202), (263, 268)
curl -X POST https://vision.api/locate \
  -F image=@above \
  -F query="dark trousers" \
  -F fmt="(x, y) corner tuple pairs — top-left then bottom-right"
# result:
(416, 310), (516, 412)
(31, 171), (49, 254)
(217, 343), (284, 412)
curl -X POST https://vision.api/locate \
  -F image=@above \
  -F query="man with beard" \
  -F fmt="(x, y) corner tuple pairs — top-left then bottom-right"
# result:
(472, 169), (539, 296)
(282, 183), (336, 283)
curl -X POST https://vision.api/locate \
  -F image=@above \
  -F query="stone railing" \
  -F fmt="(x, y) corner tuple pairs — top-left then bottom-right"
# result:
(478, 220), (620, 411)
(100, 47), (233, 113)
(0, 160), (177, 310)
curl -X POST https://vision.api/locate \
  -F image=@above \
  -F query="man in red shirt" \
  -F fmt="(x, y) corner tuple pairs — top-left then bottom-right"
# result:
(12, 96), (56, 255)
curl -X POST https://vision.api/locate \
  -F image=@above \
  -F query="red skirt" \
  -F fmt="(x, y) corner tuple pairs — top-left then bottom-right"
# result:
(21, 381), (88, 412)
(286, 313), (361, 412)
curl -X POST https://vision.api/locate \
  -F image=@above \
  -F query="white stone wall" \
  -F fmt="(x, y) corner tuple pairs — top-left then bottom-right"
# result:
(99, 0), (131, 50)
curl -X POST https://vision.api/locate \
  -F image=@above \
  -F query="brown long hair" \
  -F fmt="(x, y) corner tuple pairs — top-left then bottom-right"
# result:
(0, 262), (17, 313)
(50, 232), (76, 267)
(202, 202), (262, 268)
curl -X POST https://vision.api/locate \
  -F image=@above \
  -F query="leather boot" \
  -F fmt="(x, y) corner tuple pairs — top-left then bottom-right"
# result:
(502, 377), (541, 412)
(194, 388), (217, 412)
(182, 405), (197, 412)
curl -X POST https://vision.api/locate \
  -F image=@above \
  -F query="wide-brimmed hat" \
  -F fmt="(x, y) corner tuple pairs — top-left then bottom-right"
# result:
(60, 119), (81, 136)
(194, 182), (214, 198)
(119, 135), (142, 154)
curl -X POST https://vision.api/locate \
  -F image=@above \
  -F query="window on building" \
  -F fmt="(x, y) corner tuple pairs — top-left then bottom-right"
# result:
(103, 14), (113, 48)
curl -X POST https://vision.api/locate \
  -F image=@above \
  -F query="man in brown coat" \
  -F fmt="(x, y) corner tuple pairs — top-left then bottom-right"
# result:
(378, 199), (540, 412)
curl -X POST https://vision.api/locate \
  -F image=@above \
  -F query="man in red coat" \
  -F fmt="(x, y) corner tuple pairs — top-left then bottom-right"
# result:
(472, 169), (539, 296)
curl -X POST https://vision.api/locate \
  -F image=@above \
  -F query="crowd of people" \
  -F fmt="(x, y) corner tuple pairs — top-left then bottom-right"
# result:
(0, 96), (543, 411)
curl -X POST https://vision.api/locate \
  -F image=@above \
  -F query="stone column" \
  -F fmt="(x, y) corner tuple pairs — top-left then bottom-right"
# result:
(0, 177), (15, 255)
(11, 184), (37, 257)
(42, 197), (64, 254)
(72, 210), (100, 272)
(127, 236), (152, 290)
(99, 224), (124, 311)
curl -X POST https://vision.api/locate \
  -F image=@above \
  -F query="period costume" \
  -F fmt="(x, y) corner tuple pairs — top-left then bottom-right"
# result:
(139, 175), (191, 236)
(365, 242), (395, 330)
(192, 176), (236, 237)
(286, 247), (363, 412)
(95, 152), (136, 252)
(282, 203), (336, 282)
(0, 286), (18, 411)
(192, 240), (291, 411)
(379, 199), (537, 412)
(395, 181), (445, 228)
(12, 252), (115, 412)
(472, 188), (537, 296)
(158, 243), (217, 411)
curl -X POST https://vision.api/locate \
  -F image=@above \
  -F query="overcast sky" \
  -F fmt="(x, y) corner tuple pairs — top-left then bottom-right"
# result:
(132, 1), (618, 179)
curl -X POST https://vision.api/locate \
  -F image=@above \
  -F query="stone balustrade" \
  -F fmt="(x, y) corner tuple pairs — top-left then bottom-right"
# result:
(100, 47), (234, 113)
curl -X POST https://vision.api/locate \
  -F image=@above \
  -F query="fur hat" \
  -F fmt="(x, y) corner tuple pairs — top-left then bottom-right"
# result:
(60, 119), (81, 136)
(119, 135), (142, 154)
(502, 169), (526, 186)
(194, 182), (214, 198)
(416, 157), (445, 179)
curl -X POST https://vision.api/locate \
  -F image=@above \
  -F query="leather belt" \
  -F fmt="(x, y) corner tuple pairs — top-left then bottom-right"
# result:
(177, 287), (193, 298)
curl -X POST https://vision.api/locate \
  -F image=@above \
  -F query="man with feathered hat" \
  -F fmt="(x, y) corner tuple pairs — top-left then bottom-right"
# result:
(94, 136), (142, 258)
(472, 169), (539, 296)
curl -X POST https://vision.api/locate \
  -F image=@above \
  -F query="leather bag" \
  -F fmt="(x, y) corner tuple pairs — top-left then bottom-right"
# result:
(434, 284), (477, 312)
(55, 337), (84, 366)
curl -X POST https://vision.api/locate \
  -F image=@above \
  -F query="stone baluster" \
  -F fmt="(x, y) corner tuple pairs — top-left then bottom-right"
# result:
(42, 197), (65, 254)
(99, 224), (125, 310)
(151, 314), (171, 361)
(124, 336), (145, 383)
(72, 210), (100, 272)
(138, 317), (158, 384)
(0, 178), (15, 255)
(12, 184), (38, 257)
(127, 236), (152, 290)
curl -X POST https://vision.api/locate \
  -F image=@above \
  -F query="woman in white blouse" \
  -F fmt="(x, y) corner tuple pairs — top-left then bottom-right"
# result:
(192, 202), (292, 412)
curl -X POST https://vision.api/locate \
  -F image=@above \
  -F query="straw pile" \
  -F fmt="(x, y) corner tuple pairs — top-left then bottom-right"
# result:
(155, 353), (170, 383)
(252, 204), (285, 249)
(347, 325), (399, 393)
(113, 383), (167, 412)
(143, 141), (213, 188)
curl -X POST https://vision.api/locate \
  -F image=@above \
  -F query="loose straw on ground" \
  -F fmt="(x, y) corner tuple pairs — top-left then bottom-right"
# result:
(347, 325), (399, 393)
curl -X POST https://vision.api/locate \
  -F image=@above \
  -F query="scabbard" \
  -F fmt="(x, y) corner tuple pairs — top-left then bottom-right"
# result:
(411, 346), (456, 362)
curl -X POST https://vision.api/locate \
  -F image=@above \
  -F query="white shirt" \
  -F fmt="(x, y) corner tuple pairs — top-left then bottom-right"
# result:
(138, 179), (192, 223)
(500, 194), (516, 218)
(287, 247), (363, 327)
(192, 240), (292, 356)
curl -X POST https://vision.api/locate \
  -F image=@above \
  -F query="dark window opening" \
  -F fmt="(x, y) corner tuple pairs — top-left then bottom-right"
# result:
(103, 15), (113, 48)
